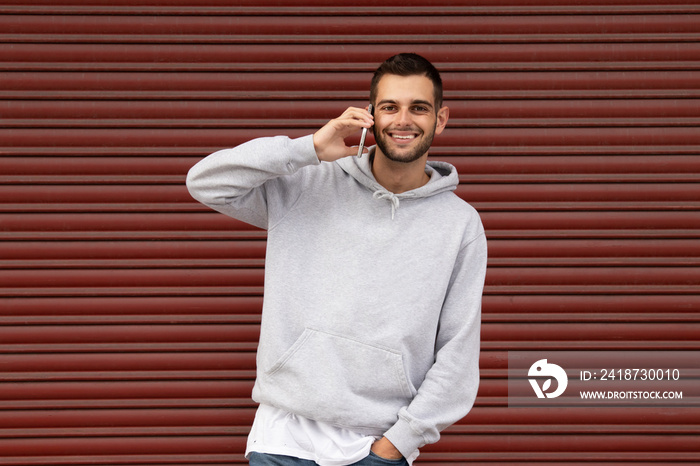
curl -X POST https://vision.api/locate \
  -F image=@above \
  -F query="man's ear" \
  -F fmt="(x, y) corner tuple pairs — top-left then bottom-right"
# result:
(435, 106), (449, 135)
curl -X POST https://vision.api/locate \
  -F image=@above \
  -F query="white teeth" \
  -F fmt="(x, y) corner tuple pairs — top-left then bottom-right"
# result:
(393, 134), (415, 139)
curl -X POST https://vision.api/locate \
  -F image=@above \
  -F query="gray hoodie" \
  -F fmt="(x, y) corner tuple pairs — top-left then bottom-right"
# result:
(186, 135), (487, 458)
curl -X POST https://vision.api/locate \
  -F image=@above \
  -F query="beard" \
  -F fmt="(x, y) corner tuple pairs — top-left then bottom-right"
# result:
(373, 124), (436, 164)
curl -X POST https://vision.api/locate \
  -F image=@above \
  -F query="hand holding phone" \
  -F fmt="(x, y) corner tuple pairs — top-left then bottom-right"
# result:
(356, 104), (373, 158)
(313, 105), (373, 162)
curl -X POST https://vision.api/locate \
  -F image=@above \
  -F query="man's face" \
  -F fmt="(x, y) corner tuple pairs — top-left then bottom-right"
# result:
(372, 74), (448, 164)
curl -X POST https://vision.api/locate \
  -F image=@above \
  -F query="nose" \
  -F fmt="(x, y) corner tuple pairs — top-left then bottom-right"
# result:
(394, 107), (412, 127)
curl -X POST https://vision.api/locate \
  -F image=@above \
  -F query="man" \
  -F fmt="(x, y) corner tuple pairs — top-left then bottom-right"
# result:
(187, 53), (487, 465)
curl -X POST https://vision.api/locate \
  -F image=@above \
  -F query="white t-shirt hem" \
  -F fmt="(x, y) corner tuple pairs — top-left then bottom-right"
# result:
(245, 404), (417, 466)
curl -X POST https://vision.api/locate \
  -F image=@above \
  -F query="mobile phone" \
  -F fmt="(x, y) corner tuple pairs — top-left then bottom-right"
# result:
(356, 104), (373, 158)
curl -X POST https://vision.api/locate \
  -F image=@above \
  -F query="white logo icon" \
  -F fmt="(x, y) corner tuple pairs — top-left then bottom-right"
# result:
(528, 359), (568, 399)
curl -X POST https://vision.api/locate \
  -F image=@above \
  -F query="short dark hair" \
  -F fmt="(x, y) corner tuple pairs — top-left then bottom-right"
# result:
(369, 53), (443, 110)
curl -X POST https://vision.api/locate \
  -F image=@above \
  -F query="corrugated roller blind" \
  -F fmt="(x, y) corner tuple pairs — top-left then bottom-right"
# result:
(1, 1), (699, 464)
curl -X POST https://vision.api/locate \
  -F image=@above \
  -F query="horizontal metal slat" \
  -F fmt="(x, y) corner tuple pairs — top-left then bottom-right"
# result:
(394, 462), (695, 466)
(0, 352), (255, 373)
(3, 71), (699, 93)
(482, 340), (700, 351)
(471, 202), (700, 213)
(0, 342), (257, 355)
(430, 433), (700, 453)
(486, 256), (700, 267)
(0, 313), (262, 324)
(456, 99), (700, 119)
(0, 436), (245, 458)
(482, 322), (700, 342)
(0, 406), (251, 428)
(6, 34), (700, 47)
(0, 380), (253, 400)
(0, 296), (263, 316)
(484, 294), (700, 315)
(0, 286), (264, 298)
(485, 285), (698, 295)
(0, 259), (263, 270)
(0, 185), (190, 205)
(413, 452), (700, 464)
(3, 1), (700, 16)
(480, 210), (700, 232)
(447, 424), (700, 436)
(489, 238), (700, 259)
(0, 212), (258, 233)
(2, 43), (699, 71)
(0, 324), (260, 345)
(453, 154), (700, 178)
(0, 268), (264, 288)
(2, 13), (698, 39)
(459, 405), (700, 425)
(0, 240), (266, 261)
(0, 455), (244, 466)
(5, 375), (247, 388)
(461, 182), (700, 202)
(0, 156), (194, 179)
(0, 427), (249, 439)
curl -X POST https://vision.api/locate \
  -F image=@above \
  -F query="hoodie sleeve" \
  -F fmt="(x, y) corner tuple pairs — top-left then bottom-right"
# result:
(186, 135), (320, 229)
(384, 227), (487, 458)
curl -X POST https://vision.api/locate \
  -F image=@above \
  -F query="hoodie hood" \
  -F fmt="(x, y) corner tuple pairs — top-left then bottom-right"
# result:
(336, 146), (459, 219)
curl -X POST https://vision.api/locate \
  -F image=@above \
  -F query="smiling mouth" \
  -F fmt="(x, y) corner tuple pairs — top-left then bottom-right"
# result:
(388, 132), (419, 141)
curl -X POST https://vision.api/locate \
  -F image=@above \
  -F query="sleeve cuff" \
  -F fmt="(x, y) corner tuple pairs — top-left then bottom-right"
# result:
(288, 134), (321, 170)
(383, 416), (429, 460)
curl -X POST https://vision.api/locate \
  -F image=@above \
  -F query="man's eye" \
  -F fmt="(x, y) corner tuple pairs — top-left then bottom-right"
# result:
(381, 105), (396, 112)
(413, 106), (429, 113)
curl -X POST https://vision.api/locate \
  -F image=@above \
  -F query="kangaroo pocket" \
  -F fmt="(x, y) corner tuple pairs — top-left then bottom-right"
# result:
(258, 328), (416, 431)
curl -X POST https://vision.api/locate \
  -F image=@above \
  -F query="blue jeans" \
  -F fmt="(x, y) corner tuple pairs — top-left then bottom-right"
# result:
(249, 451), (408, 465)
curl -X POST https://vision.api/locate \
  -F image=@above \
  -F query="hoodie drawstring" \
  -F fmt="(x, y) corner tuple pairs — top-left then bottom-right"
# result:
(373, 190), (401, 219)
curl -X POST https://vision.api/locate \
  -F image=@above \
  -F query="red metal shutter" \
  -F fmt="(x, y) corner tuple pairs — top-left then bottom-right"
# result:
(1, 1), (698, 464)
